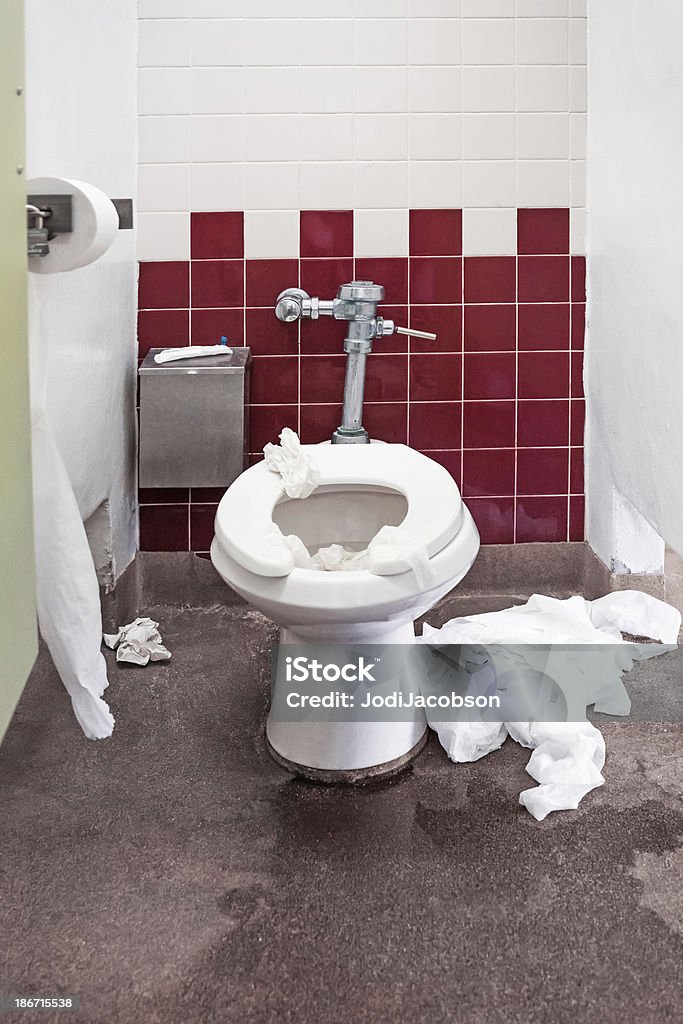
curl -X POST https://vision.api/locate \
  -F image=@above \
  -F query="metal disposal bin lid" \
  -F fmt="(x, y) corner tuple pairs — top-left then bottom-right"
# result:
(139, 347), (251, 374)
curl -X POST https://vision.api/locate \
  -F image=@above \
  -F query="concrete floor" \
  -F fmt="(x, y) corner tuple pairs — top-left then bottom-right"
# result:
(1, 566), (683, 1023)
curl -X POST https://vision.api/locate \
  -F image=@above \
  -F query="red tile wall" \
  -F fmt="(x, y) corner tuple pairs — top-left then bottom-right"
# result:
(138, 209), (585, 552)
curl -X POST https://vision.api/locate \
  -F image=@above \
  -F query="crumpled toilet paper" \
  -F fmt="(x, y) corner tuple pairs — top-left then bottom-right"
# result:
(103, 618), (171, 666)
(263, 427), (320, 499)
(421, 590), (680, 820)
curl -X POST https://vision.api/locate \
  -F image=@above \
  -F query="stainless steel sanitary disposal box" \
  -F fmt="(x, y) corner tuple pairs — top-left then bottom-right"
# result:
(138, 347), (251, 488)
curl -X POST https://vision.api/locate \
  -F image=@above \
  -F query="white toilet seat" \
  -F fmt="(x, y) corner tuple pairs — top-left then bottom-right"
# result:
(214, 443), (464, 579)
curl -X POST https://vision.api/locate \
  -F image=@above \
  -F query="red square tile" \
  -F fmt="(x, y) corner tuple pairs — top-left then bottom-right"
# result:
(246, 259), (298, 307)
(138, 487), (189, 504)
(518, 303), (570, 350)
(409, 209), (462, 256)
(300, 210), (353, 258)
(410, 354), (461, 401)
(464, 305), (516, 352)
(467, 497), (514, 544)
(300, 316), (347, 355)
(376, 305), (409, 352)
(191, 487), (226, 502)
(191, 212), (243, 259)
(300, 355), (346, 403)
(139, 505), (189, 552)
(356, 258), (408, 304)
(571, 303), (585, 350)
(250, 355), (299, 404)
(569, 495), (585, 541)
(364, 403), (408, 443)
(517, 448), (569, 496)
(245, 308), (298, 355)
(518, 256), (569, 302)
(408, 402), (461, 450)
(464, 353), (515, 400)
(300, 257), (354, 298)
(409, 305), (461, 353)
(517, 209), (569, 255)
(190, 503), (218, 552)
(419, 449), (462, 486)
(571, 351), (584, 397)
(464, 257), (516, 304)
(410, 257), (461, 304)
(365, 354), (408, 402)
(191, 260), (243, 308)
(517, 399), (569, 447)
(571, 255), (586, 301)
(518, 352), (570, 399)
(138, 261), (189, 309)
(138, 309), (189, 356)
(249, 405), (298, 452)
(570, 399), (585, 445)
(570, 447), (584, 493)
(191, 308), (244, 346)
(299, 403), (341, 444)
(516, 496), (567, 543)
(462, 449), (515, 498)
(463, 401), (515, 449)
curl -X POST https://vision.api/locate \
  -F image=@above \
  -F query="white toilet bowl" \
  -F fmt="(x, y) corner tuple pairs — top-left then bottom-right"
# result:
(210, 443), (480, 780)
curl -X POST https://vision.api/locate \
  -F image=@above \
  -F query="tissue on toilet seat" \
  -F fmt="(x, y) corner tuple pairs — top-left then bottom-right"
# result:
(263, 427), (320, 499)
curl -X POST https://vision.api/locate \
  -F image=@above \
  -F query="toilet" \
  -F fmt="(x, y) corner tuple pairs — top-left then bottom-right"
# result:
(210, 442), (480, 780)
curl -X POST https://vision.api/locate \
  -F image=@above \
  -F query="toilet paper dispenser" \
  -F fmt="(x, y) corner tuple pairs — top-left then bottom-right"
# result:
(26, 193), (133, 257)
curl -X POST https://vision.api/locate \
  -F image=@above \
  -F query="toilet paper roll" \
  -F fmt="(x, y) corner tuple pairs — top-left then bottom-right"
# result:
(28, 176), (119, 274)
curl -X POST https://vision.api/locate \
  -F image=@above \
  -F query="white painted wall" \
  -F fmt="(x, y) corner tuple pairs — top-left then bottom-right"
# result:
(25, 0), (138, 578)
(587, 0), (683, 570)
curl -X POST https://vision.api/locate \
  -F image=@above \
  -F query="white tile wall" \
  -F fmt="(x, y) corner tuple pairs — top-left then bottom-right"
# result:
(137, 8), (587, 258)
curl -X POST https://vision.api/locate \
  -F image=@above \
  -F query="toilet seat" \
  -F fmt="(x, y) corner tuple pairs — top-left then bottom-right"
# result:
(214, 443), (464, 578)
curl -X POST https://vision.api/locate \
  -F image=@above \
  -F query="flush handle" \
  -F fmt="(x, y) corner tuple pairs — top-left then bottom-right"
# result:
(376, 319), (437, 342)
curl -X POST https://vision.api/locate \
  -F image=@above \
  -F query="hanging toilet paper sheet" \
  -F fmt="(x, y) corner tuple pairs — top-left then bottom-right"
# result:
(264, 427), (321, 498)
(421, 591), (680, 820)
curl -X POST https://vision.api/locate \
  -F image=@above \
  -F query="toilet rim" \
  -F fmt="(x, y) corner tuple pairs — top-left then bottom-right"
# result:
(213, 443), (465, 579)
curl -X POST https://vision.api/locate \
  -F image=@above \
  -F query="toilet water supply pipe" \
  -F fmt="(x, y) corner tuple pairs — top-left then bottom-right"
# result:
(274, 282), (437, 444)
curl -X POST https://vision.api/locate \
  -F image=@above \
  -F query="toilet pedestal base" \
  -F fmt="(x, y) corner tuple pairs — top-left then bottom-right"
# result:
(266, 729), (428, 785)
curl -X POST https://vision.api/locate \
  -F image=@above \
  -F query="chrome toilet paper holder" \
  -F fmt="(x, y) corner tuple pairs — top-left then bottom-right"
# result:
(26, 194), (133, 257)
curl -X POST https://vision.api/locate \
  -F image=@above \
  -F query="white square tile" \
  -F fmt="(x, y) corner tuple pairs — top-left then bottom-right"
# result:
(517, 113), (569, 159)
(462, 161), (516, 207)
(354, 162), (409, 208)
(245, 115), (299, 162)
(299, 20), (353, 65)
(516, 67), (568, 112)
(137, 212), (189, 261)
(516, 19), (569, 64)
(139, 0), (190, 17)
(300, 68), (353, 113)
(409, 114), (461, 160)
(570, 160), (585, 206)
(355, 68), (409, 113)
(462, 0), (514, 14)
(138, 164), (190, 212)
(361, 0), (409, 14)
(245, 68), (299, 114)
(570, 66), (587, 112)
(139, 116), (191, 163)
(139, 20), (190, 67)
(298, 116), (354, 162)
(191, 163), (246, 211)
(517, 0), (567, 15)
(245, 163), (300, 210)
(462, 67), (514, 112)
(139, 69), (190, 115)
(354, 209), (409, 257)
(409, 162), (463, 208)
(355, 115), (409, 161)
(462, 20), (515, 65)
(192, 0), (288, 14)
(244, 211), (299, 259)
(570, 113), (586, 162)
(242, 20), (301, 67)
(192, 116), (246, 162)
(302, 0), (352, 14)
(191, 20), (243, 67)
(570, 18), (587, 64)
(408, 19), (461, 65)
(191, 69), (245, 114)
(516, 160), (570, 206)
(462, 208), (517, 255)
(569, 0), (587, 15)
(354, 19), (407, 66)
(410, 0), (462, 14)
(409, 67), (462, 112)
(570, 207), (585, 255)
(463, 113), (515, 160)
(299, 163), (354, 209)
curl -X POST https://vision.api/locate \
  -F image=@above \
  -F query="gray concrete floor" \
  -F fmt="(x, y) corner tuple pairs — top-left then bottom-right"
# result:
(1, 577), (683, 1024)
